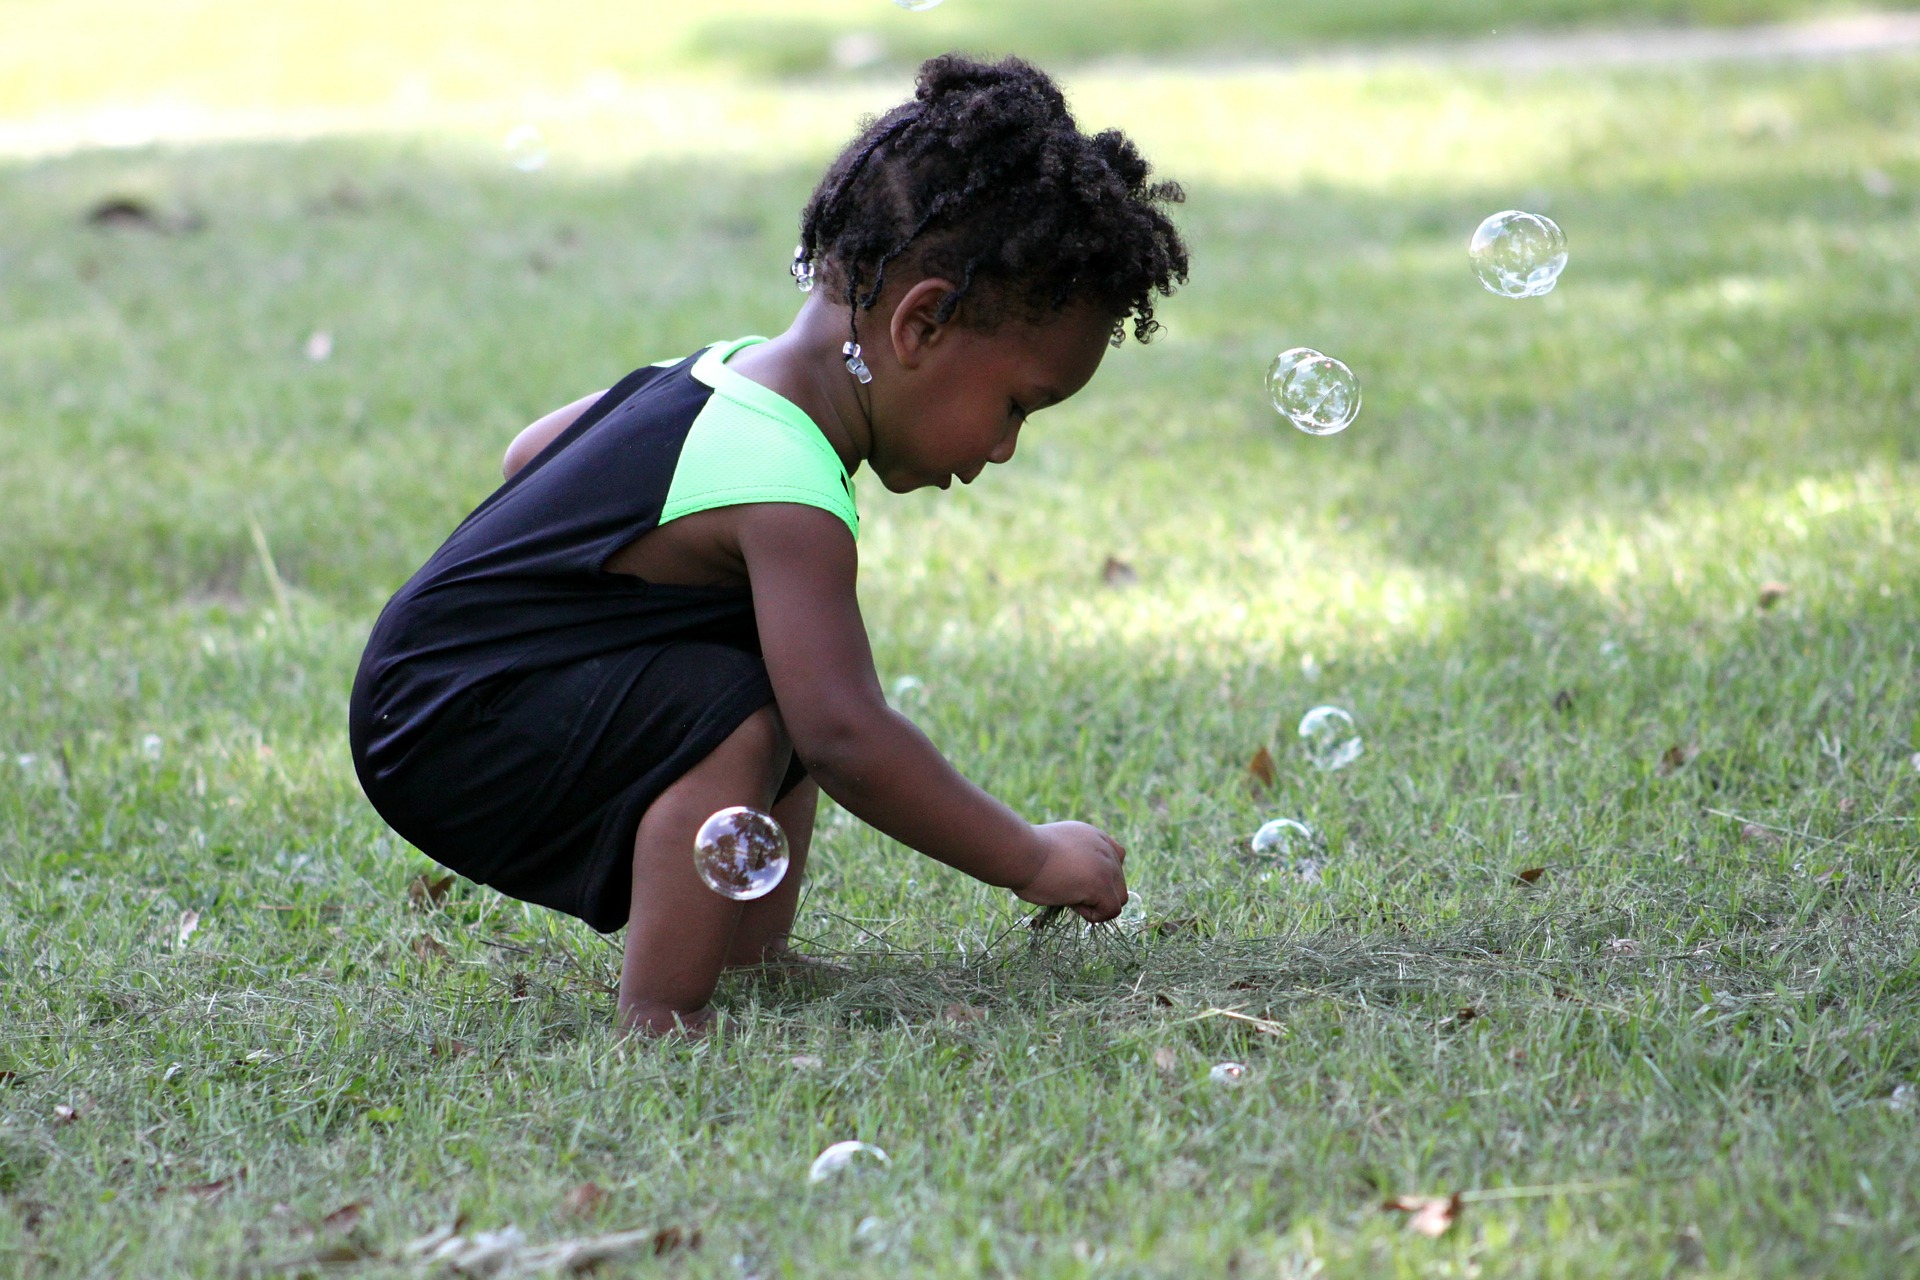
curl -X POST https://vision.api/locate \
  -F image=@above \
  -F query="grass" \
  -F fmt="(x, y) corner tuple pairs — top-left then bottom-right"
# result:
(3, 2), (1920, 1275)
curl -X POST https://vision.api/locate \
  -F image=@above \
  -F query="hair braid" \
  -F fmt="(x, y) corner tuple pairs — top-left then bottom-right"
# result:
(796, 53), (1187, 343)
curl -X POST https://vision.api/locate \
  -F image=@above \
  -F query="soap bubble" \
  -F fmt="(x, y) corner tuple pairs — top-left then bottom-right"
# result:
(1469, 210), (1567, 299)
(1209, 1062), (1249, 1086)
(1298, 706), (1363, 771)
(1266, 347), (1361, 436)
(1251, 818), (1313, 859)
(808, 1140), (891, 1184)
(1114, 891), (1147, 930)
(888, 674), (925, 706)
(893, 0), (945, 9)
(502, 124), (548, 173)
(693, 806), (789, 900)
(140, 734), (163, 760)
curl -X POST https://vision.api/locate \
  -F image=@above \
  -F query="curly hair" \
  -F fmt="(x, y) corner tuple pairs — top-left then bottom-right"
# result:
(796, 53), (1189, 345)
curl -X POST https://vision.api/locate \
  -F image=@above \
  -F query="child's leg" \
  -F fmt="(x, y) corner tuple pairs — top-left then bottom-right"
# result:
(725, 778), (819, 967)
(619, 705), (791, 1033)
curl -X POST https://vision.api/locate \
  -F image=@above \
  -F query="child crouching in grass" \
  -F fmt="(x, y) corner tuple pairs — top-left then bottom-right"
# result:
(349, 53), (1189, 1033)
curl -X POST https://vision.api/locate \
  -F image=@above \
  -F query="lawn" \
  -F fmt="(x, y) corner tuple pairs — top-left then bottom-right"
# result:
(2, 1), (1919, 1276)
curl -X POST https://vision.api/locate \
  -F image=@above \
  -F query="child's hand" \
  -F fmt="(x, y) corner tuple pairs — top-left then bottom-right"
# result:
(1015, 822), (1128, 922)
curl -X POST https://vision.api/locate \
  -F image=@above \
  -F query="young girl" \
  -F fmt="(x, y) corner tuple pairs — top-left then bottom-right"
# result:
(349, 53), (1189, 1033)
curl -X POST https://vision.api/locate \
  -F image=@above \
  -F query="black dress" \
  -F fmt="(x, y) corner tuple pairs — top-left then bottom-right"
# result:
(349, 346), (838, 931)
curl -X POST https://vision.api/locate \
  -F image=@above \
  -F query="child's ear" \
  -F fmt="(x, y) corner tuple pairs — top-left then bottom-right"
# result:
(888, 278), (960, 370)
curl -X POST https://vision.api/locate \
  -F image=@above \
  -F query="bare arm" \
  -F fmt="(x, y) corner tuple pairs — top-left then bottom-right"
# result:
(503, 390), (606, 480)
(739, 504), (1125, 913)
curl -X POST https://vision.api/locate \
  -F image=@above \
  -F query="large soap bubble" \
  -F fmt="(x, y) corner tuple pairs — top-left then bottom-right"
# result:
(1469, 210), (1568, 299)
(693, 806), (789, 900)
(1266, 347), (1361, 436)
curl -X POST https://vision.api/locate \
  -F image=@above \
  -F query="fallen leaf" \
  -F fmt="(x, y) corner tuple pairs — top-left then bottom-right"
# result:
(319, 1201), (365, 1232)
(1739, 823), (1783, 848)
(0, 1070), (19, 1087)
(159, 1177), (234, 1200)
(1605, 938), (1640, 956)
(1147, 916), (1199, 938)
(1756, 582), (1790, 610)
(175, 910), (201, 948)
(1100, 555), (1138, 588)
(407, 872), (455, 910)
(787, 1054), (824, 1071)
(1383, 1192), (1461, 1237)
(53, 1103), (80, 1125)
(310, 1238), (376, 1264)
(434, 1039), (474, 1059)
(561, 1183), (607, 1217)
(1513, 866), (1547, 886)
(84, 196), (164, 231)
(1152, 1046), (1178, 1074)
(1247, 746), (1276, 789)
(1674, 1224), (1708, 1269)
(411, 935), (450, 962)
(941, 1003), (988, 1024)
(1452, 1007), (1479, 1026)
(1837, 797), (1856, 815)
(649, 1226), (701, 1256)
(1551, 689), (1575, 714)
(1657, 744), (1696, 777)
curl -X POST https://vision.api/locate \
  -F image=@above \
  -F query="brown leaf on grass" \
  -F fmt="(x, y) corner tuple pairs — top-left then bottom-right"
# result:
(0, 1070), (19, 1087)
(319, 1201), (365, 1232)
(941, 1003), (988, 1024)
(1740, 823), (1783, 848)
(1247, 746), (1277, 789)
(1147, 916), (1199, 938)
(175, 910), (201, 948)
(1551, 689), (1575, 714)
(1100, 555), (1138, 588)
(1657, 744), (1697, 777)
(1513, 866), (1547, 886)
(407, 872), (455, 910)
(433, 1039), (474, 1059)
(1837, 797), (1856, 815)
(84, 196), (170, 232)
(1605, 938), (1640, 956)
(1152, 1046), (1179, 1075)
(1382, 1191), (1462, 1237)
(411, 935), (450, 962)
(1757, 582), (1790, 610)
(52, 1103), (81, 1125)
(649, 1226), (701, 1256)
(561, 1183), (607, 1217)
(1451, 1007), (1479, 1027)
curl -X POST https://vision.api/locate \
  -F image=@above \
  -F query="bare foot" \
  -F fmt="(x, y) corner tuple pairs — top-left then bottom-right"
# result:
(617, 1000), (717, 1038)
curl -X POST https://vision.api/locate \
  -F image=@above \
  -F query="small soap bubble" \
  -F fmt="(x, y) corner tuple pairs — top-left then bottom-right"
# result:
(808, 1140), (890, 1184)
(140, 734), (163, 760)
(888, 674), (925, 705)
(1469, 210), (1568, 299)
(893, 0), (945, 9)
(1250, 818), (1313, 859)
(502, 124), (548, 173)
(693, 806), (789, 901)
(1114, 891), (1147, 930)
(1298, 706), (1363, 771)
(1266, 347), (1361, 436)
(1209, 1062), (1248, 1087)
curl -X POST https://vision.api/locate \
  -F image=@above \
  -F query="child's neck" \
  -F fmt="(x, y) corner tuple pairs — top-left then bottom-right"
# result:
(724, 299), (872, 475)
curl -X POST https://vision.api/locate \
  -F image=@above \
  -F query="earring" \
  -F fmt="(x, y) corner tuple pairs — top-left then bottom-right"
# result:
(842, 341), (873, 384)
(790, 245), (815, 293)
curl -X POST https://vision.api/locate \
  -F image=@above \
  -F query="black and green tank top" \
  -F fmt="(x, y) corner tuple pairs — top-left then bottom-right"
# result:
(350, 337), (857, 771)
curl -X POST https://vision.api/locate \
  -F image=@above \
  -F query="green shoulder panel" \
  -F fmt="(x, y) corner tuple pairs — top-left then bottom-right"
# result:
(659, 338), (859, 540)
